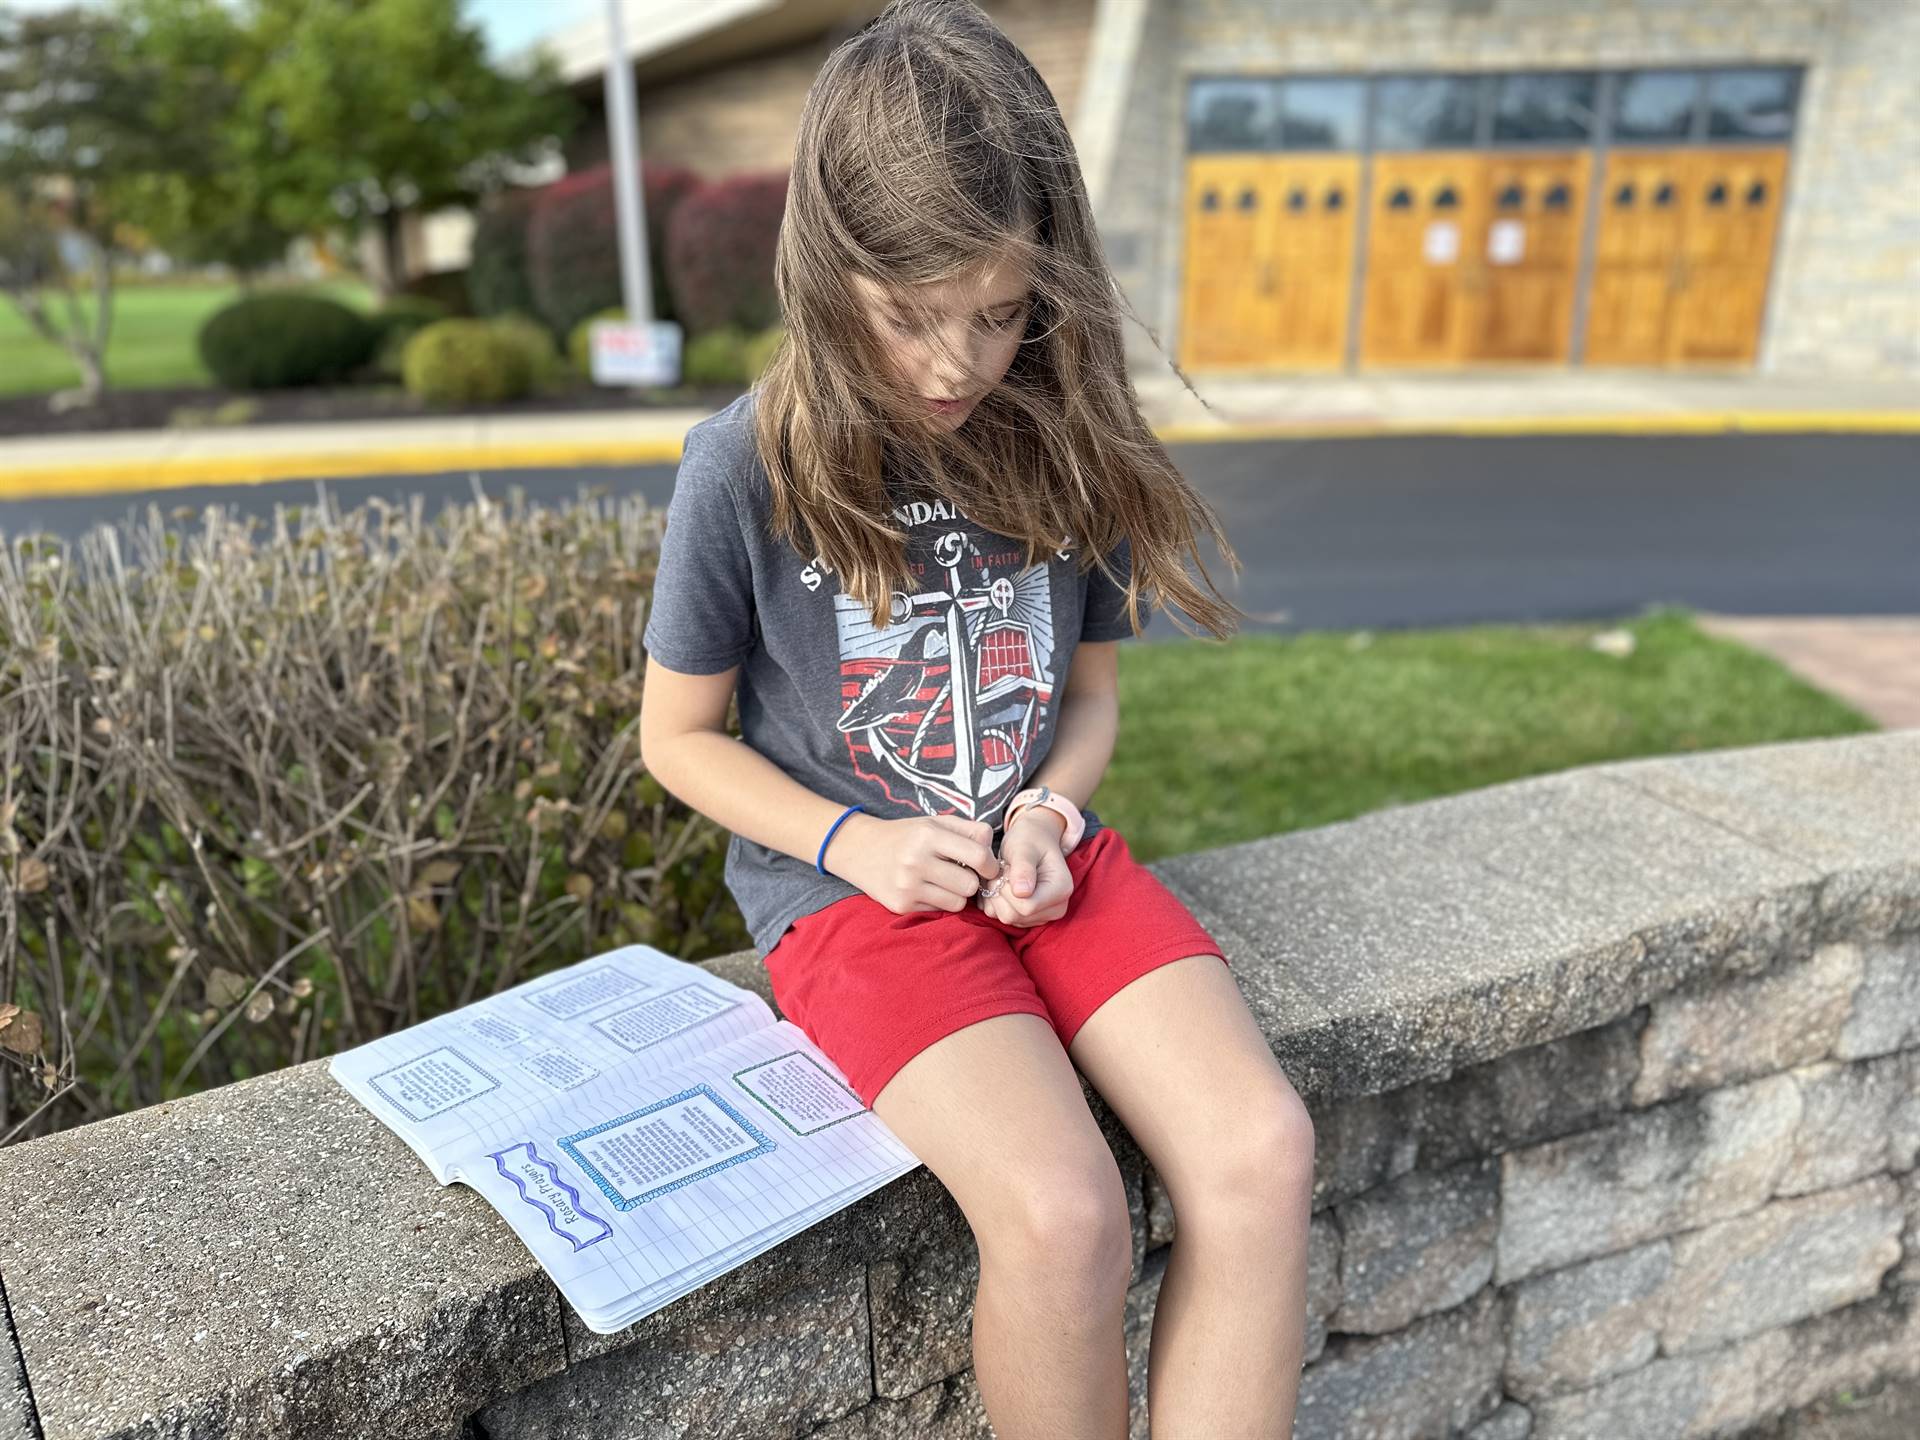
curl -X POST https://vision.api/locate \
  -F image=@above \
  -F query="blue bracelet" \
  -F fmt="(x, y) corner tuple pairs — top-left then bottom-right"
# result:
(817, 803), (866, 875)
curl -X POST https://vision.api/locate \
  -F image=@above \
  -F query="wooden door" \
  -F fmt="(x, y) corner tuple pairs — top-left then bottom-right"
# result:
(1180, 156), (1285, 370)
(1467, 152), (1590, 363)
(1360, 154), (1487, 367)
(1667, 147), (1790, 364)
(1585, 150), (1691, 365)
(1586, 147), (1789, 366)
(1267, 156), (1362, 369)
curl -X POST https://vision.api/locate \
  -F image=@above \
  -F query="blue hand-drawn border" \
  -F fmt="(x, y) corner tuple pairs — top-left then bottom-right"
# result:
(487, 1140), (615, 1252)
(558, 1083), (778, 1211)
(368, 1045), (501, 1123)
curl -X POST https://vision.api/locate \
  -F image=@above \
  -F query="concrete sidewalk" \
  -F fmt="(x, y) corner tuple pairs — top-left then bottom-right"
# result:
(1135, 368), (1920, 438)
(1, 368), (1916, 500)
(0, 406), (712, 498)
(1695, 614), (1920, 732)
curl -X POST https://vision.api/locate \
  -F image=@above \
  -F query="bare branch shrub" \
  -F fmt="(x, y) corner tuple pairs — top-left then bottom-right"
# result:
(0, 481), (744, 1146)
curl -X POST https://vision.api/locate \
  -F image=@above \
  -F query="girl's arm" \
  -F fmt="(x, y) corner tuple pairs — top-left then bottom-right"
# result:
(640, 654), (1001, 908)
(1021, 640), (1121, 824)
(640, 656), (866, 867)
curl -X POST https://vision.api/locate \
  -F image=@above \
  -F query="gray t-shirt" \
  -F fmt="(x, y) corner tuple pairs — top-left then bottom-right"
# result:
(642, 388), (1137, 960)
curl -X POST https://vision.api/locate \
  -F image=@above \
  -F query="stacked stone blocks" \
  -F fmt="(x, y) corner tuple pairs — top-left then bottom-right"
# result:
(1133, 934), (1920, 1440)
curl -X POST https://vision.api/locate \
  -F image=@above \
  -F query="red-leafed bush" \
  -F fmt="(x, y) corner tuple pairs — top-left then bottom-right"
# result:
(525, 162), (701, 340)
(663, 172), (787, 336)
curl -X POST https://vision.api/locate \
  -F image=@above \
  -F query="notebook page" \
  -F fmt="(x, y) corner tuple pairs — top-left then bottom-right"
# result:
(327, 944), (776, 1184)
(448, 1018), (921, 1331)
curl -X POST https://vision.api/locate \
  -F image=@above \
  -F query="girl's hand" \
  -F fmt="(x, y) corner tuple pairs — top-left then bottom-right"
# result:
(824, 813), (1001, 915)
(977, 811), (1073, 927)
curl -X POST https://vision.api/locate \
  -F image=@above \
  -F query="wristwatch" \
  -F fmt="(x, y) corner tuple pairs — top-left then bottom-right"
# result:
(1002, 784), (1085, 856)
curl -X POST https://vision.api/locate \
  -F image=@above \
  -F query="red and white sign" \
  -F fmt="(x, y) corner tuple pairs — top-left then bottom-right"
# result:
(589, 320), (683, 387)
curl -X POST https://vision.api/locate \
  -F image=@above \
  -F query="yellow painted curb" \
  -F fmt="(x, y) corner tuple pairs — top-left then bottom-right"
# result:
(2, 411), (1916, 500)
(1155, 409), (1920, 444)
(0, 438), (688, 501)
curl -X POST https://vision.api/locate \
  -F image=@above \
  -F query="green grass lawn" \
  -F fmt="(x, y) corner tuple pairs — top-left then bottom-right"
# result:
(0, 278), (374, 396)
(1100, 606), (1879, 864)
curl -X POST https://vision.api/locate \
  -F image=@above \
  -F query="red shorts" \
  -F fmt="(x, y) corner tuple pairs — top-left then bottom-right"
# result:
(761, 826), (1229, 1109)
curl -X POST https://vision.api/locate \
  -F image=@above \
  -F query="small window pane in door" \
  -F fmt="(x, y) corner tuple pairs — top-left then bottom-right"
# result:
(1493, 72), (1598, 142)
(1706, 68), (1800, 140)
(1614, 70), (1700, 141)
(1188, 77), (1282, 152)
(1280, 78), (1365, 151)
(1373, 75), (1482, 150)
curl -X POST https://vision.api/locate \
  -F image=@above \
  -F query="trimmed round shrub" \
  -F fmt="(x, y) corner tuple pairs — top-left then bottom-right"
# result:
(368, 296), (451, 380)
(197, 293), (376, 390)
(489, 312), (566, 394)
(683, 327), (751, 386)
(567, 307), (626, 376)
(400, 319), (534, 406)
(742, 324), (784, 382)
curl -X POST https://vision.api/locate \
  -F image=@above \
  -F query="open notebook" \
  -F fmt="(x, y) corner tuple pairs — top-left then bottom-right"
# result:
(326, 943), (921, 1333)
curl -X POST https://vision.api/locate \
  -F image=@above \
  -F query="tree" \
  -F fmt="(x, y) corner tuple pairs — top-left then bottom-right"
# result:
(113, 0), (298, 281)
(0, 6), (175, 405)
(242, 0), (576, 299)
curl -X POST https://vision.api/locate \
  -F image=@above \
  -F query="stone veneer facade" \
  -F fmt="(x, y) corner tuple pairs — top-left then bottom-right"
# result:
(1095, 0), (1920, 380)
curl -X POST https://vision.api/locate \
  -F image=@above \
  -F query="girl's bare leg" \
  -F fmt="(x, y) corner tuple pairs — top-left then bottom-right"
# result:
(1065, 955), (1317, 1438)
(871, 1011), (1135, 1440)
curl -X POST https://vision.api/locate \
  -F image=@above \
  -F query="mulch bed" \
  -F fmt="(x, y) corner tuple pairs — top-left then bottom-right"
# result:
(0, 382), (750, 439)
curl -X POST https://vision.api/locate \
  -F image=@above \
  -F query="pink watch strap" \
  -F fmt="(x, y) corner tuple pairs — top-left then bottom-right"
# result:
(1005, 785), (1084, 854)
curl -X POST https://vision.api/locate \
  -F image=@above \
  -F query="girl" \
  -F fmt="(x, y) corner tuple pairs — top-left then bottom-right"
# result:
(637, 2), (1314, 1435)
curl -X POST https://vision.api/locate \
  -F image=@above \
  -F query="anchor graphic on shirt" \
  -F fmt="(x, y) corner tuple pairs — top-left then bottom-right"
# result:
(834, 528), (1058, 823)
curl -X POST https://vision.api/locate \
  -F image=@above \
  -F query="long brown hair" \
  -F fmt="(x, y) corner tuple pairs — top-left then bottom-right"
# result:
(749, 0), (1242, 640)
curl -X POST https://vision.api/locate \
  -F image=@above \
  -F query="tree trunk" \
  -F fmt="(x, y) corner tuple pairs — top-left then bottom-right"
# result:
(85, 237), (114, 397)
(379, 209), (407, 302)
(55, 240), (115, 408)
(71, 346), (107, 405)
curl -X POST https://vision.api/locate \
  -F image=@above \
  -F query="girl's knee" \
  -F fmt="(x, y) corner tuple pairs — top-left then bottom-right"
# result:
(1193, 1080), (1317, 1216)
(980, 1153), (1134, 1302)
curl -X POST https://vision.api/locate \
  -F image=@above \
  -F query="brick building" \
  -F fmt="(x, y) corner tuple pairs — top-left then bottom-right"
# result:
(557, 0), (1920, 379)
(550, 0), (1094, 183)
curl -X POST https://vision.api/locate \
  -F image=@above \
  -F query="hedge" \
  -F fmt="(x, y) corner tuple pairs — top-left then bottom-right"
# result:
(663, 172), (786, 335)
(526, 162), (701, 340)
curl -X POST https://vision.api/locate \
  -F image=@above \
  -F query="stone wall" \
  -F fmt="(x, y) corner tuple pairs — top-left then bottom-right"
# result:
(1106, 0), (1920, 379)
(1230, 935), (1920, 1439)
(2, 731), (1916, 1439)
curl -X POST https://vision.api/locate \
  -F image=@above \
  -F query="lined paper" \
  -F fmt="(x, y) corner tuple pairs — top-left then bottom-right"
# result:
(329, 944), (921, 1331)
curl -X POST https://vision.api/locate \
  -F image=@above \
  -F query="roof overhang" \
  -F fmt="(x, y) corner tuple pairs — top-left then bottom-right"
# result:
(538, 0), (866, 89)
